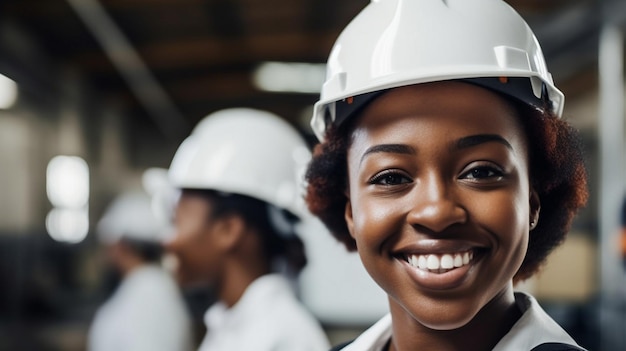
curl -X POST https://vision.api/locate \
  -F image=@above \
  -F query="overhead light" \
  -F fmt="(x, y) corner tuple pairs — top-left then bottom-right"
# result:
(46, 155), (90, 243)
(46, 208), (89, 244)
(46, 156), (90, 208)
(253, 62), (326, 94)
(0, 73), (18, 109)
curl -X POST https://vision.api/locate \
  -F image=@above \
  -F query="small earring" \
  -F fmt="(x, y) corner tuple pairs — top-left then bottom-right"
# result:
(530, 219), (537, 229)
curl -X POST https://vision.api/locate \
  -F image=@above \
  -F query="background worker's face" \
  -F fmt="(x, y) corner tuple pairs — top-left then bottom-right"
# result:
(165, 193), (225, 289)
(344, 81), (538, 330)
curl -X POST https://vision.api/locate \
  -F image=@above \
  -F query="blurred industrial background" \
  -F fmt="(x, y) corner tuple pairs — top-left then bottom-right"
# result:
(0, 0), (624, 350)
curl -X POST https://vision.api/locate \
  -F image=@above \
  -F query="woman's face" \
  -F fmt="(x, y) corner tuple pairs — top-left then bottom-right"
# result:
(165, 193), (225, 288)
(345, 81), (539, 330)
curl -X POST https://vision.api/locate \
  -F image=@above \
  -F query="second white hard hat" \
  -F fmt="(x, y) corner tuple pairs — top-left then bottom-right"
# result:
(97, 190), (169, 244)
(168, 108), (311, 218)
(311, 0), (564, 141)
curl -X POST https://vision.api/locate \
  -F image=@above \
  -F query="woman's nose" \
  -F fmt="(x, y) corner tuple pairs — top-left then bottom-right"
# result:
(406, 173), (467, 233)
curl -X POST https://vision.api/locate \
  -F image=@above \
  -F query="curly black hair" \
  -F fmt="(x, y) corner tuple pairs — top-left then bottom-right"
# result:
(305, 86), (588, 282)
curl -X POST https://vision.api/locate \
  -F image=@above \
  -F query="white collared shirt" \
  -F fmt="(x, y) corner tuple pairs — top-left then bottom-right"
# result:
(88, 264), (193, 351)
(198, 274), (330, 351)
(338, 292), (581, 351)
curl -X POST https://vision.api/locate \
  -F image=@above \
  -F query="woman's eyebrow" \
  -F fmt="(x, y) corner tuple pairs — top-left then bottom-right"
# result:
(361, 144), (416, 163)
(456, 134), (512, 150)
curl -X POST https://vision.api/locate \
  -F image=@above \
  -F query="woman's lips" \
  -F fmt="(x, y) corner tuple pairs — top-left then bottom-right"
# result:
(406, 250), (474, 274)
(396, 248), (483, 290)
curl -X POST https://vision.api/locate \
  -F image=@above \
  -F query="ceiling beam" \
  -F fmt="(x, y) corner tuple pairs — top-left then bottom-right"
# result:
(71, 31), (337, 73)
(66, 0), (190, 140)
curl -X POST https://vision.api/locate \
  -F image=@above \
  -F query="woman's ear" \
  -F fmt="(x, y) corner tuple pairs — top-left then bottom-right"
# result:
(344, 199), (357, 240)
(214, 214), (246, 251)
(529, 189), (541, 231)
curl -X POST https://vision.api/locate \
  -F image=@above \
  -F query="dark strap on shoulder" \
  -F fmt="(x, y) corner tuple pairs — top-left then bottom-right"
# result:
(329, 340), (354, 351)
(531, 342), (586, 351)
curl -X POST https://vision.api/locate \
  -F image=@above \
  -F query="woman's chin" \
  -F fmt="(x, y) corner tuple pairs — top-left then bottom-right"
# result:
(401, 302), (480, 331)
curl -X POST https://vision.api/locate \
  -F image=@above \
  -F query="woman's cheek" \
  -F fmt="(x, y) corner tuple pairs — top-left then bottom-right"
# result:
(481, 191), (528, 236)
(475, 191), (530, 270)
(353, 195), (401, 242)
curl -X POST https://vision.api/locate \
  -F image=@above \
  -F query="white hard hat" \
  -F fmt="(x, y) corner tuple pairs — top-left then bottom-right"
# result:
(168, 108), (312, 218)
(142, 167), (180, 230)
(311, 0), (564, 141)
(97, 190), (170, 244)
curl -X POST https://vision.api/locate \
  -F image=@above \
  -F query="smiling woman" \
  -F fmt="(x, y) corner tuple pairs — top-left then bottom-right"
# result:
(304, 0), (588, 350)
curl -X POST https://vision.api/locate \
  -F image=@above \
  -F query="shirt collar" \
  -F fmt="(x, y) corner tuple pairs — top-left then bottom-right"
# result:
(493, 292), (578, 350)
(340, 292), (578, 351)
(204, 274), (293, 332)
(342, 314), (391, 351)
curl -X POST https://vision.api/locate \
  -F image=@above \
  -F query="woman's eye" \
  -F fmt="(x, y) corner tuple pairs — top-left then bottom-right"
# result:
(462, 166), (503, 180)
(369, 171), (412, 186)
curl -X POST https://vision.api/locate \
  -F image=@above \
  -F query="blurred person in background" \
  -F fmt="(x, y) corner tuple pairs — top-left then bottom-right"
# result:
(87, 187), (193, 351)
(164, 108), (330, 351)
(304, 0), (589, 350)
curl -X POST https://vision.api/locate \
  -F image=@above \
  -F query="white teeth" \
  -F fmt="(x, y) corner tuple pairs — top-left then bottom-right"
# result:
(441, 254), (454, 269)
(418, 255), (427, 270)
(453, 254), (463, 267)
(408, 250), (475, 273)
(427, 255), (440, 270)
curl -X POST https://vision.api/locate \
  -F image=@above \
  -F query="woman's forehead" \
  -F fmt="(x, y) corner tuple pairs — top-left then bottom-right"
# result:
(347, 82), (528, 154)
(178, 191), (214, 212)
(362, 81), (517, 119)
